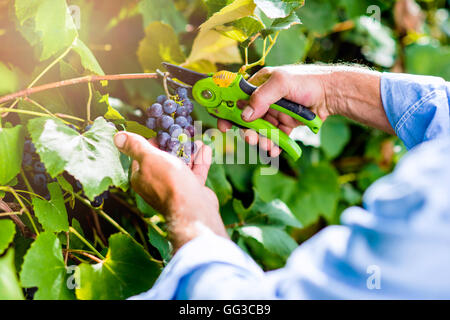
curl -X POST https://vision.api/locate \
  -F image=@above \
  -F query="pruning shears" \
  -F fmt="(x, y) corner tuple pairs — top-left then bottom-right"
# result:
(159, 63), (322, 161)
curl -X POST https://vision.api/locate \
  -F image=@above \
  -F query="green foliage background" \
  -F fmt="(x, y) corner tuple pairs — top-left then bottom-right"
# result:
(0, 0), (448, 300)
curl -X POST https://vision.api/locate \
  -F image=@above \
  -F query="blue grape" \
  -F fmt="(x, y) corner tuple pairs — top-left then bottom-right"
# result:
(175, 116), (188, 128)
(163, 99), (177, 114)
(146, 117), (156, 130)
(186, 115), (193, 124)
(24, 140), (36, 153)
(183, 100), (194, 113)
(158, 115), (174, 130)
(169, 124), (183, 137)
(85, 124), (93, 132)
(176, 87), (188, 98)
(184, 125), (195, 138)
(176, 106), (188, 117)
(147, 103), (163, 118)
(167, 139), (180, 152)
(157, 131), (170, 148)
(33, 162), (46, 173)
(157, 95), (167, 105)
(33, 173), (47, 186)
(23, 153), (33, 166)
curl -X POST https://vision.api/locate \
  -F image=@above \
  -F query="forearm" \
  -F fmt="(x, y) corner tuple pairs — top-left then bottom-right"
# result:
(323, 67), (394, 134)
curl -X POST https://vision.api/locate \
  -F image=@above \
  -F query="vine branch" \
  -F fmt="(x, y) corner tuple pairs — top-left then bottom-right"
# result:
(0, 73), (158, 106)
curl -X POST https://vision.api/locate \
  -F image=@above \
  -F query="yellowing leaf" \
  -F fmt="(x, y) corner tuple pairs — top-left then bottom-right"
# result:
(186, 30), (242, 65)
(137, 21), (185, 72)
(200, 0), (256, 32)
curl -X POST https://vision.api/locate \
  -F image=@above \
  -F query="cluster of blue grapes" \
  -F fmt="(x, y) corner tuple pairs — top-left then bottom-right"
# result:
(22, 139), (51, 199)
(145, 88), (196, 164)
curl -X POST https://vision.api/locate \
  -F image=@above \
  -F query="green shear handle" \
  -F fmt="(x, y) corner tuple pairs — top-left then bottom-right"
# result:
(192, 73), (323, 161)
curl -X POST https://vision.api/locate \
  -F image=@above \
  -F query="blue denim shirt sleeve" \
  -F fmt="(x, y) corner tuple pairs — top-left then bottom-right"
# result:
(381, 73), (450, 149)
(131, 73), (450, 300)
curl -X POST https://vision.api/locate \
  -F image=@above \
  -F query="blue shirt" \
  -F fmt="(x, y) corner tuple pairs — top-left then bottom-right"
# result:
(133, 73), (450, 300)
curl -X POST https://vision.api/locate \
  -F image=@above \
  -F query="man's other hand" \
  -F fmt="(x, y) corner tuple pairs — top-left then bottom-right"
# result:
(114, 132), (228, 251)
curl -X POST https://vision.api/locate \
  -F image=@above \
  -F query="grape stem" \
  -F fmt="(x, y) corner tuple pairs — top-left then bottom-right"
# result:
(69, 226), (105, 260)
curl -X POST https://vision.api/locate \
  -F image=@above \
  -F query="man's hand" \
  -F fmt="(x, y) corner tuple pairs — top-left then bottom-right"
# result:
(114, 132), (228, 251)
(218, 65), (393, 156)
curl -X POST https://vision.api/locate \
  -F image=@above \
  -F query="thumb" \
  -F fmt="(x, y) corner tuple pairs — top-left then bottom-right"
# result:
(114, 132), (160, 163)
(243, 71), (289, 122)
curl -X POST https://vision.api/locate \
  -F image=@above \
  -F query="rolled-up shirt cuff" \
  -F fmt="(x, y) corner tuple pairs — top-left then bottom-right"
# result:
(380, 72), (449, 149)
(129, 231), (263, 300)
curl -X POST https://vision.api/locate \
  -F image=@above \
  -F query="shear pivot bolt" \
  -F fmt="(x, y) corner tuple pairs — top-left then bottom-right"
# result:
(201, 89), (213, 99)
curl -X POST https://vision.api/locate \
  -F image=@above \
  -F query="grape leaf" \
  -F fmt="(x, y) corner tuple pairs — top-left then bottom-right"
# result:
(0, 63), (19, 95)
(186, 30), (242, 65)
(200, 0), (256, 32)
(254, 0), (304, 19)
(253, 163), (340, 226)
(261, 11), (301, 37)
(72, 39), (105, 75)
(15, 0), (78, 61)
(233, 189), (302, 227)
(206, 163), (233, 206)
(138, 0), (186, 33)
(320, 116), (351, 159)
(204, 0), (232, 16)
(0, 125), (24, 186)
(0, 249), (24, 300)
(20, 232), (74, 300)
(148, 227), (172, 263)
(125, 121), (156, 139)
(0, 219), (16, 255)
(27, 117), (128, 201)
(137, 21), (185, 73)
(75, 234), (161, 300)
(237, 225), (297, 260)
(32, 182), (69, 233)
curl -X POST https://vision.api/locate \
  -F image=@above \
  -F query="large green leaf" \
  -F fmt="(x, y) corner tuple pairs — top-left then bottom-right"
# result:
(0, 219), (16, 255)
(0, 63), (19, 95)
(0, 125), (24, 186)
(320, 116), (351, 159)
(233, 189), (302, 227)
(253, 163), (340, 226)
(76, 234), (161, 300)
(254, 0), (304, 19)
(200, 0), (256, 32)
(405, 43), (450, 80)
(137, 21), (185, 73)
(15, 0), (78, 61)
(206, 163), (233, 206)
(27, 117), (128, 200)
(138, 0), (186, 33)
(20, 232), (74, 300)
(72, 39), (105, 75)
(32, 182), (69, 233)
(0, 249), (24, 300)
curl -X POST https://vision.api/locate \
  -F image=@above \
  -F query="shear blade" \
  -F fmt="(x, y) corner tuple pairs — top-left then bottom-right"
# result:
(162, 62), (208, 86)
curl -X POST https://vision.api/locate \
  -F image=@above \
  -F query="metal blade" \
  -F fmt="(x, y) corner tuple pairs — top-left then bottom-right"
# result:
(162, 62), (208, 86)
